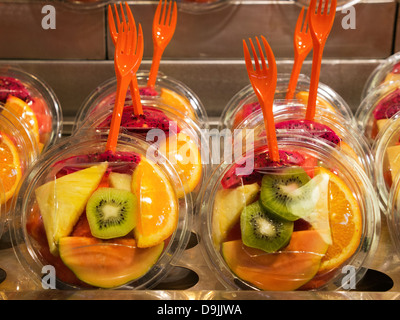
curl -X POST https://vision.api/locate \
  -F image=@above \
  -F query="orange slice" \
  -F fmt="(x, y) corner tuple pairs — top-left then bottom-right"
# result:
(315, 167), (362, 272)
(0, 133), (22, 204)
(160, 88), (197, 121)
(295, 91), (337, 115)
(159, 132), (202, 198)
(4, 95), (40, 145)
(132, 158), (178, 248)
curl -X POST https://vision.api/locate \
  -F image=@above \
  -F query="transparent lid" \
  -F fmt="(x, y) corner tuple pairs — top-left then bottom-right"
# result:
(371, 111), (400, 212)
(198, 133), (380, 291)
(73, 70), (208, 132)
(219, 73), (354, 130)
(73, 99), (209, 204)
(10, 131), (193, 290)
(355, 80), (400, 145)
(0, 65), (63, 154)
(362, 51), (400, 100)
(235, 102), (374, 181)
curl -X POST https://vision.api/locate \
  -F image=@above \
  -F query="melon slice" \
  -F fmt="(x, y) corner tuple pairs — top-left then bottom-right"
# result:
(212, 183), (260, 247)
(35, 163), (108, 255)
(221, 230), (329, 291)
(59, 237), (164, 288)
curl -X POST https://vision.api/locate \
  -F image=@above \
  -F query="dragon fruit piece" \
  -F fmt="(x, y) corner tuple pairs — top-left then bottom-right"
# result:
(97, 105), (180, 137)
(54, 151), (141, 178)
(220, 148), (305, 189)
(233, 102), (261, 128)
(139, 86), (158, 97)
(275, 119), (341, 145)
(392, 62), (400, 74)
(373, 88), (400, 120)
(0, 77), (31, 103)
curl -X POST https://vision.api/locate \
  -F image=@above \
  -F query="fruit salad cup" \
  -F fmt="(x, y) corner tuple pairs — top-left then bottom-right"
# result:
(0, 65), (63, 155)
(73, 99), (208, 204)
(73, 70), (208, 131)
(385, 166), (400, 259)
(362, 51), (400, 100)
(371, 111), (400, 211)
(10, 131), (193, 289)
(219, 73), (354, 130)
(356, 80), (400, 145)
(235, 102), (374, 182)
(199, 133), (380, 291)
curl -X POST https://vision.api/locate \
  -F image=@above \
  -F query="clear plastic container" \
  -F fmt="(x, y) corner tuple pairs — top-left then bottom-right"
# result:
(73, 99), (209, 204)
(234, 102), (374, 181)
(10, 131), (193, 290)
(0, 179), (6, 241)
(219, 73), (354, 130)
(362, 51), (400, 100)
(73, 70), (208, 131)
(0, 65), (63, 154)
(356, 80), (400, 146)
(371, 111), (400, 212)
(199, 133), (380, 291)
(386, 167), (400, 259)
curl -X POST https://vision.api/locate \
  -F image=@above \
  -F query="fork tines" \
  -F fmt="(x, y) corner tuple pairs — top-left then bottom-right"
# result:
(155, 0), (177, 26)
(312, 0), (337, 14)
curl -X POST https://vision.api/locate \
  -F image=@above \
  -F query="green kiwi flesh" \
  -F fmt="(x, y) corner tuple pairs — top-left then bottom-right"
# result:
(259, 166), (317, 221)
(240, 201), (293, 253)
(86, 187), (137, 239)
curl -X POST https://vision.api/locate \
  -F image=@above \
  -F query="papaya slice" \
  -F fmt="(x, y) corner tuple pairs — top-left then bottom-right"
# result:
(221, 230), (329, 291)
(59, 237), (164, 288)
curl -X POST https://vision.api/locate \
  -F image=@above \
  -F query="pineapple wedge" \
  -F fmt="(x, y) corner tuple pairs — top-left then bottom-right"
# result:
(35, 162), (108, 255)
(212, 183), (260, 247)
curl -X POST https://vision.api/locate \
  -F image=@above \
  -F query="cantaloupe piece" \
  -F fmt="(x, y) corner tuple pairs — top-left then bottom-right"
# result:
(59, 237), (164, 288)
(221, 230), (329, 291)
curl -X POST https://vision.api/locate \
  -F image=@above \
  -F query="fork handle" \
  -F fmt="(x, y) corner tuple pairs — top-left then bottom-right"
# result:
(305, 43), (324, 121)
(130, 74), (143, 115)
(258, 98), (280, 162)
(106, 76), (131, 153)
(147, 46), (165, 88)
(286, 54), (307, 100)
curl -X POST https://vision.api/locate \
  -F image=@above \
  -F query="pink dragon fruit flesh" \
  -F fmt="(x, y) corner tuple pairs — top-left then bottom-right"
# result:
(54, 150), (141, 177)
(275, 119), (341, 145)
(373, 88), (400, 120)
(220, 148), (305, 189)
(0, 77), (31, 103)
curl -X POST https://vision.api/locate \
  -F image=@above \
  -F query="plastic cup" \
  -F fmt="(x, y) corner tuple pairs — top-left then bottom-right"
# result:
(234, 102), (374, 182)
(199, 133), (380, 291)
(371, 111), (400, 211)
(362, 51), (400, 100)
(355, 80), (400, 146)
(0, 65), (63, 154)
(73, 70), (208, 131)
(219, 73), (354, 130)
(73, 99), (209, 204)
(385, 169), (400, 259)
(10, 131), (193, 290)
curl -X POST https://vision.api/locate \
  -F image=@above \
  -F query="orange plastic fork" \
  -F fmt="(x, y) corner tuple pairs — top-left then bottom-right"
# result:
(305, 0), (337, 120)
(243, 36), (279, 162)
(147, 0), (178, 88)
(108, 2), (143, 115)
(106, 20), (144, 153)
(286, 7), (312, 100)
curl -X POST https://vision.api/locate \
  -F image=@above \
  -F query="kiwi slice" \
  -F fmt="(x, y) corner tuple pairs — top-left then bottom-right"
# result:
(259, 166), (318, 221)
(240, 201), (293, 253)
(86, 187), (137, 239)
